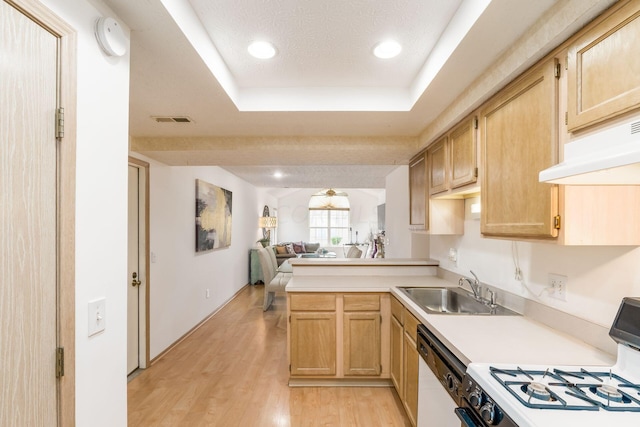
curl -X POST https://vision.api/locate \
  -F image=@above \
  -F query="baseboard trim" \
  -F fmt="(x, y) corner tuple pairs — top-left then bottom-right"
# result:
(150, 284), (250, 366)
(288, 378), (393, 387)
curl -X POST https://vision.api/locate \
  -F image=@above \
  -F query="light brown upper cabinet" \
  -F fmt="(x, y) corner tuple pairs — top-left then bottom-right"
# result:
(409, 148), (464, 235)
(449, 117), (479, 190)
(428, 117), (478, 197)
(409, 153), (426, 228)
(480, 58), (560, 239)
(567, 0), (640, 131)
(428, 136), (448, 196)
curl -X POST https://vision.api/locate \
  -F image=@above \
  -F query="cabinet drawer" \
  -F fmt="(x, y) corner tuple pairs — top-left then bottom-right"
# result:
(403, 309), (420, 343)
(344, 294), (380, 311)
(391, 295), (404, 324)
(290, 293), (336, 311)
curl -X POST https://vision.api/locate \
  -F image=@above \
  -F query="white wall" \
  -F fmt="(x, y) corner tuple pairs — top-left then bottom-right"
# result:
(40, 0), (130, 426)
(134, 157), (271, 357)
(277, 188), (382, 247)
(384, 166), (413, 258)
(428, 196), (640, 327)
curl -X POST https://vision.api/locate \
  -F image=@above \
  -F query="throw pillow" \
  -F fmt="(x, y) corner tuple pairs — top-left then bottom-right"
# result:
(275, 245), (288, 255)
(292, 242), (305, 253)
(285, 243), (295, 254)
(305, 242), (320, 253)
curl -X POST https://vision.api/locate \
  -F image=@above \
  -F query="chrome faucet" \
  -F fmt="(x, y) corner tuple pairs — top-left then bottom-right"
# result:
(459, 270), (482, 300)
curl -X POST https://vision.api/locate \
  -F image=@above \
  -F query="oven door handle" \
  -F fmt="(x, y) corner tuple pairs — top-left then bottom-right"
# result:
(455, 407), (480, 427)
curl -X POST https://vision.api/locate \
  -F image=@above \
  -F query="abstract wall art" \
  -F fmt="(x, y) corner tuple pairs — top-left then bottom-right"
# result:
(195, 179), (232, 251)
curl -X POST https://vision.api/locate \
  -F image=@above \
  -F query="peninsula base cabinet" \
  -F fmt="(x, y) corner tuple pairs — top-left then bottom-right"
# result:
(390, 295), (420, 426)
(290, 311), (337, 376)
(288, 292), (390, 381)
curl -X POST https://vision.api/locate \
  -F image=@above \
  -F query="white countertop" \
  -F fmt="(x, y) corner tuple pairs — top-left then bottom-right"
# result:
(290, 257), (439, 266)
(286, 275), (452, 292)
(286, 274), (616, 367)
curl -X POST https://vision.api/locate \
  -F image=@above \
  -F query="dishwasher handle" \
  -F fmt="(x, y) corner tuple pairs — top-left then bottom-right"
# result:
(455, 407), (480, 427)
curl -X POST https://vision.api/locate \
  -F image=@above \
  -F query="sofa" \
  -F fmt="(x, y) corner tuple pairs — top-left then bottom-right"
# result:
(273, 241), (321, 265)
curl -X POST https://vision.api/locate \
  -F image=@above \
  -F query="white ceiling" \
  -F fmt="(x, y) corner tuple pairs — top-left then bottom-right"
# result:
(103, 0), (613, 189)
(183, 0), (466, 111)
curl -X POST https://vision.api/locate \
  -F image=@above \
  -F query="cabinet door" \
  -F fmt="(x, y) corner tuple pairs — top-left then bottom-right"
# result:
(568, 0), (640, 131)
(480, 58), (559, 238)
(403, 333), (419, 427)
(343, 312), (381, 376)
(390, 314), (403, 397)
(409, 154), (427, 227)
(449, 117), (478, 189)
(428, 136), (448, 195)
(290, 312), (336, 376)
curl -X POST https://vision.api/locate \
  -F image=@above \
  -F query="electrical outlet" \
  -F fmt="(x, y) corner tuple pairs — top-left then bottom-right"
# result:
(448, 248), (458, 265)
(206, 289), (210, 299)
(548, 273), (567, 301)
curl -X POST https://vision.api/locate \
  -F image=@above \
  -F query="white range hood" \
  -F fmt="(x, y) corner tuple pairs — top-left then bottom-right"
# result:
(539, 115), (640, 185)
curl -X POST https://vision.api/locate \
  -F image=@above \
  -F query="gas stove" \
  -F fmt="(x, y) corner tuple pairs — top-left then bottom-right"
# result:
(459, 297), (640, 427)
(490, 366), (640, 412)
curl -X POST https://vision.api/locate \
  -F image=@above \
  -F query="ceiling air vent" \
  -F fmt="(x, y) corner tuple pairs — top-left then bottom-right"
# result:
(152, 116), (193, 123)
(631, 120), (640, 135)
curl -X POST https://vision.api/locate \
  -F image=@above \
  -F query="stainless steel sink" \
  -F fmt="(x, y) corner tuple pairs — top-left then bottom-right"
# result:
(397, 287), (518, 315)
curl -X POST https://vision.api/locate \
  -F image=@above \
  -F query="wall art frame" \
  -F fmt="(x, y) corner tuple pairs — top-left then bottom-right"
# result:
(195, 179), (232, 251)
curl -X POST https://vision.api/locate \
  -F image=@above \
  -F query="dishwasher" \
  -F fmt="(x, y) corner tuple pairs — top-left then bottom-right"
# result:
(417, 324), (466, 427)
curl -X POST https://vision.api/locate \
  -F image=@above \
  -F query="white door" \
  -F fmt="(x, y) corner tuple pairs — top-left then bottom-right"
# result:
(128, 165), (141, 374)
(1, 1), (59, 425)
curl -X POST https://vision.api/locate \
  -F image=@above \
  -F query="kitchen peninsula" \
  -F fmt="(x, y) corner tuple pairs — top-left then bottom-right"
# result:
(286, 259), (616, 426)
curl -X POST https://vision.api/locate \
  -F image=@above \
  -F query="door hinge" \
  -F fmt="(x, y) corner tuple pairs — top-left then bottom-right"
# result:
(473, 116), (478, 129)
(289, 364), (291, 372)
(288, 315), (291, 323)
(474, 167), (479, 178)
(554, 215), (561, 230)
(56, 107), (64, 139)
(56, 347), (64, 378)
(554, 63), (561, 79)
(565, 112), (568, 126)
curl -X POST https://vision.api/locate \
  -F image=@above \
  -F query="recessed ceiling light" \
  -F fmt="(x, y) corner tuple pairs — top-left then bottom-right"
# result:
(248, 41), (277, 59)
(273, 171), (283, 178)
(373, 40), (402, 59)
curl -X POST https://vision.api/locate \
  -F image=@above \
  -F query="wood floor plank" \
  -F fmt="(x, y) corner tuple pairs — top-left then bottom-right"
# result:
(128, 285), (411, 426)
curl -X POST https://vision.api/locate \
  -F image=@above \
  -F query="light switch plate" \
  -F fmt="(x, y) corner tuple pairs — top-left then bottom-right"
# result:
(88, 298), (106, 336)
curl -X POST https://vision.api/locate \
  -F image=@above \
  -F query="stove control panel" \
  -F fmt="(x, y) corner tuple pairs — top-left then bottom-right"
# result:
(469, 387), (483, 409)
(480, 401), (498, 424)
(460, 376), (517, 427)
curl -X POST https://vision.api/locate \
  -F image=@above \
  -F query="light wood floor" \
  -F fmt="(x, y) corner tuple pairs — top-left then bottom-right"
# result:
(128, 285), (411, 426)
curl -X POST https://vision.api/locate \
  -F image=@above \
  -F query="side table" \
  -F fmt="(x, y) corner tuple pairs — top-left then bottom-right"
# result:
(249, 249), (264, 284)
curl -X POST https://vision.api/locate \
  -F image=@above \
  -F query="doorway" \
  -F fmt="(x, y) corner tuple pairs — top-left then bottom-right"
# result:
(128, 157), (150, 375)
(1, 0), (76, 425)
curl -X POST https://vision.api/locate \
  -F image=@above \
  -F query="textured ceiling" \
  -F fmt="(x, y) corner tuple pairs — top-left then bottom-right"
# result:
(192, 0), (461, 90)
(221, 165), (400, 189)
(103, 0), (615, 189)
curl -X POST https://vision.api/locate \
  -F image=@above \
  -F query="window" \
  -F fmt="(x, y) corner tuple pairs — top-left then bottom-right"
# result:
(308, 189), (350, 246)
(309, 210), (350, 246)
